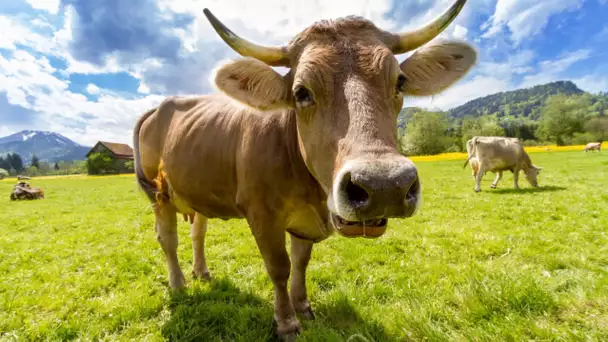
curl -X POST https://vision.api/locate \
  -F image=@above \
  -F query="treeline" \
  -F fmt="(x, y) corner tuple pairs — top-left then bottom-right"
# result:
(399, 93), (607, 156)
(0, 152), (87, 178)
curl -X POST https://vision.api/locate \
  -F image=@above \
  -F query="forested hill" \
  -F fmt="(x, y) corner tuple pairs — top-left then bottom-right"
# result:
(446, 81), (586, 120)
(398, 80), (608, 128)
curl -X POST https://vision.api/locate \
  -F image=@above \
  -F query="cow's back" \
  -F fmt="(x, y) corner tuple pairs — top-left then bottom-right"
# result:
(136, 94), (320, 220)
(472, 136), (525, 172)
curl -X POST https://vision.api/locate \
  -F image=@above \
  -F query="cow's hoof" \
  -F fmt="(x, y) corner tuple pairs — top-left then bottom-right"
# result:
(298, 306), (315, 320)
(169, 274), (187, 290)
(475, 189), (481, 193)
(490, 185), (497, 189)
(275, 318), (302, 341)
(192, 270), (212, 281)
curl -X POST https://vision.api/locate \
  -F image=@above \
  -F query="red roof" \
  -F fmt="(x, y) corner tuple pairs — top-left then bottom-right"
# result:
(87, 141), (134, 159)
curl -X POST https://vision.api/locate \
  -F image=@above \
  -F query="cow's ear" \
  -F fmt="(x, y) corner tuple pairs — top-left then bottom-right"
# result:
(214, 57), (292, 111)
(399, 40), (477, 96)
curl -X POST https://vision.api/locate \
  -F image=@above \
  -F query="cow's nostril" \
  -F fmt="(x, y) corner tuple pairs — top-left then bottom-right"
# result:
(405, 176), (420, 201)
(346, 179), (369, 208)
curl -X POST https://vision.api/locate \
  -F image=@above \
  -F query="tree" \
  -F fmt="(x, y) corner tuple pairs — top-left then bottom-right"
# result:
(0, 156), (10, 171)
(86, 152), (114, 175)
(6, 153), (24, 173)
(0, 168), (8, 179)
(31, 154), (40, 169)
(539, 94), (591, 145)
(125, 160), (135, 172)
(585, 116), (608, 142)
(499, 117), (538, 141)
(402, 111), (452, 155)
(38, 162), (51, 174)
(461, 116), (506, 148)
(54, 162), (60, 170)
(26, 166), (40, 177)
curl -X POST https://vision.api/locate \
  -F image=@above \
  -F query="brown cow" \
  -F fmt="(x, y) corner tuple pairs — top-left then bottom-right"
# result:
(584, 141), (602, 152)
(464, 136), (542, 192)
(133, 1), (476, 339)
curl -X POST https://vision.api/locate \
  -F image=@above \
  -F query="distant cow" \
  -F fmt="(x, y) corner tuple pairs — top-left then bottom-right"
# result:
(584, 142), (602, 152)
(17, 175), (31, 180)
(463, 136), (542, 192)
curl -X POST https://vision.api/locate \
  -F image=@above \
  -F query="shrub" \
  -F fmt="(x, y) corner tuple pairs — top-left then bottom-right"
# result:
(87, 152), (114, 175)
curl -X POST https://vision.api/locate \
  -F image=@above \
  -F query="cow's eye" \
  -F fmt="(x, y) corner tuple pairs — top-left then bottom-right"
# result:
(293, 86), (314, 108)
(396, 74), (407, 93)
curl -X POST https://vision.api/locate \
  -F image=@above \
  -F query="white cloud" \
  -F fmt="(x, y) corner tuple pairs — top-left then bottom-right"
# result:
(30, 17), (54, 30)
(0, 126), (13, 138)
(26, 0), (61, 15)
(407, 75), (513, 110)
(137, 82), (150, 94)
(572, 74), (608, 94)
(483, 0), (582, 44)
(86, 84), (100, 95)
(0, 48), (164, 146)
(521, 49), (591, 88)
(0, 16), (57, 53)
(452, 25), (468, 40)
(162, 0), (396, 42)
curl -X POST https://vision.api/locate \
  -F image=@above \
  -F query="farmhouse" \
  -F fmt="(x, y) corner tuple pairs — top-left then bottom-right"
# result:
(86, 141), (134, 175)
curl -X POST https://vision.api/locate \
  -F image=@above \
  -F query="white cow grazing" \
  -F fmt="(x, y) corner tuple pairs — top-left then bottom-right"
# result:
(583, 142), (602, 152)
(463, 136), (542, 192)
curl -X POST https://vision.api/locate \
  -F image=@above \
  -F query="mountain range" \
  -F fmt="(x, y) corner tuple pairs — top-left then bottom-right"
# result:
(0, 130), (91, 164)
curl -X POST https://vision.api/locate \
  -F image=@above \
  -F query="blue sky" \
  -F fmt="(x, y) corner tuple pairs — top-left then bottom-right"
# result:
(0, 0), (607, 146)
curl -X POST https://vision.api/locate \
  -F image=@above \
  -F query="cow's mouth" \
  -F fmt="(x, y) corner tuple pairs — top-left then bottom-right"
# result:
(330, 213), (388, 238)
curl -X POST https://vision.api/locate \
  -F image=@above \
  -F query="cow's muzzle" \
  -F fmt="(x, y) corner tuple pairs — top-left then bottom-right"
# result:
(328, 156), (421, 238)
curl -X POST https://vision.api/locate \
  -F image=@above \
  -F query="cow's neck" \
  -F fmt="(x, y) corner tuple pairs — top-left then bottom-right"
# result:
(280, 109), (327, 203)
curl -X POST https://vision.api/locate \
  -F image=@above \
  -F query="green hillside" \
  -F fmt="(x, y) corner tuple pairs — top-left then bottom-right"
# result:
(447, 81), (588, 120)
(398, 81), (608, 126)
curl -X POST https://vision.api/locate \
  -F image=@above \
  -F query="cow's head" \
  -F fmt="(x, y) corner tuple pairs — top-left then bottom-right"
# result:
(205, 0), (476, 238)
(524, 165), (542, 188)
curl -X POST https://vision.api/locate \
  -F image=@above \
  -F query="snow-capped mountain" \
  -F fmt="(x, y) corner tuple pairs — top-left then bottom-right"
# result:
(0, 130), (91, 163)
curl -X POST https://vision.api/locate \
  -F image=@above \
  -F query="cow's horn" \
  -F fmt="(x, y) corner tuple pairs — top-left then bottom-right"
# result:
(391, 0), (467, 54)
(203, 9), (289, 67)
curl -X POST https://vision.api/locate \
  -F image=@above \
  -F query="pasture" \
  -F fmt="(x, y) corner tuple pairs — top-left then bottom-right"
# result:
(1, 150), (607, 341)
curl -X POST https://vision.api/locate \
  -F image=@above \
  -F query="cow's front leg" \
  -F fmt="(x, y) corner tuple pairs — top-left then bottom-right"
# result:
(191, 213), (211, 280)
(290, 236), (314, 320)
(474, 166), (485, 192)
(513, 169), (520, 189)
(249, 219), (300, 340)
(490, 171), (503, 189)
(154, 204), (186, 290)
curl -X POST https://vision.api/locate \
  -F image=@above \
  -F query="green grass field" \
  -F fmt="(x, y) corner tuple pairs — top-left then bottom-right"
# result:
(1, 151), (607, 341)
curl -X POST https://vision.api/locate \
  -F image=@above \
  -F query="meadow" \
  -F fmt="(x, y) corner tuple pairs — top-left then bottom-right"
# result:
(1, 150), (607, 341)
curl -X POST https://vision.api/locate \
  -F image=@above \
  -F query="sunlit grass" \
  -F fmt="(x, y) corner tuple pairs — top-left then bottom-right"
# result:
(1, 151), (607, 341)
